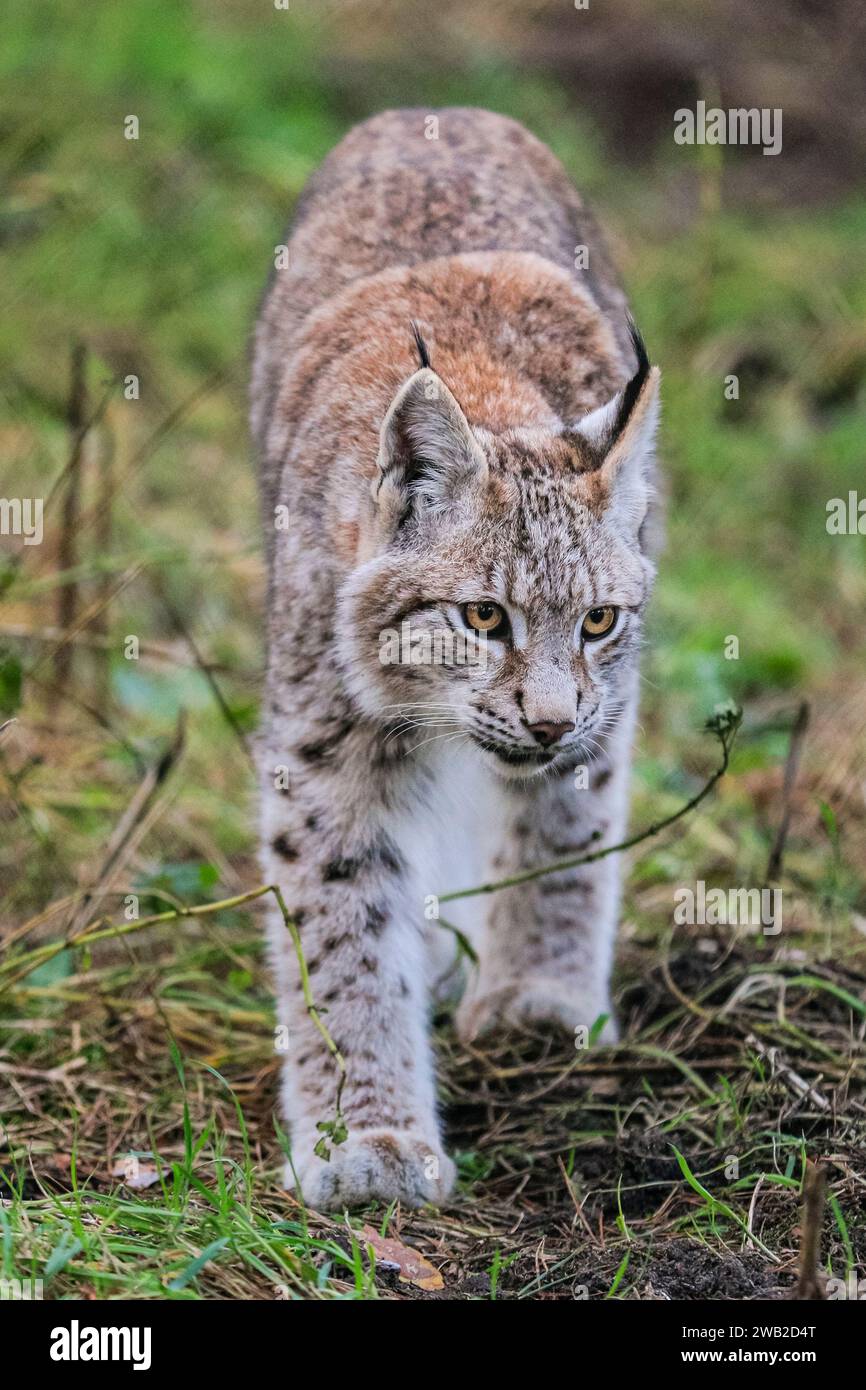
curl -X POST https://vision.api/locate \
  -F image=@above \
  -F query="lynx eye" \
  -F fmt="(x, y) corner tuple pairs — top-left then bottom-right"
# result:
(581, 606), (618, 641)
(463, 601), (509, 638)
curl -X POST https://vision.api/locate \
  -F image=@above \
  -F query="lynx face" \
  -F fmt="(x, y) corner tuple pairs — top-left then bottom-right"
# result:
(338, 337), (660, 780)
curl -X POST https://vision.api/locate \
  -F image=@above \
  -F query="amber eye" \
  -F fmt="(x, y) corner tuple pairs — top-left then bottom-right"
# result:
(463, 601), (509, 638)
(581, 606), (618, 641)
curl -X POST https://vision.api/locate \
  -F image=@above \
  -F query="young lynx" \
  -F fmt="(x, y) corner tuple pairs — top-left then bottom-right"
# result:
(251, 108), (660, 1211)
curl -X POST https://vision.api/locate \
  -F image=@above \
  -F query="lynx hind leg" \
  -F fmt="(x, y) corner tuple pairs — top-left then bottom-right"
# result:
(455, 759), (627, 1046)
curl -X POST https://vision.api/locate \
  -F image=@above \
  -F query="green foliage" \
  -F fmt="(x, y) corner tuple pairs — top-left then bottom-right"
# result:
(136, 860), (220, 911)
(0, 651), (22, 716)
(1, 0), (865, 1305)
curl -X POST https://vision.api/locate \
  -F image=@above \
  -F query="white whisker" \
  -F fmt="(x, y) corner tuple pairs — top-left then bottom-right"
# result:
(383, 717), (462, 744)
(407, 728), (470, 756)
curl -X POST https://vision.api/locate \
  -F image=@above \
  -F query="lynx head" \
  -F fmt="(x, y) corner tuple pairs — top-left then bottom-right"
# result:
(338, 324), (660, 779)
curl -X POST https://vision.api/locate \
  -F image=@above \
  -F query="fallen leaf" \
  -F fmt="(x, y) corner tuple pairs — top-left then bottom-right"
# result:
(360, 1225), (444, 1290)
(587, 1074), (621, 1096)
(111, 1155), (161, 1189)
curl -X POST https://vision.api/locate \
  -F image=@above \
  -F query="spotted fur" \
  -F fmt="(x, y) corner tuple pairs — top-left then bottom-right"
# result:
(251, 108), (661, 1211)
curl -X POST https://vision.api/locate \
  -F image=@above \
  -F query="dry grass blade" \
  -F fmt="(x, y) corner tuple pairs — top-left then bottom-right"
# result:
(767, 701), (810, 882)
(54, 341), (88, 688)
(64, 712), (186, 935)
(152, 573), (255, 773)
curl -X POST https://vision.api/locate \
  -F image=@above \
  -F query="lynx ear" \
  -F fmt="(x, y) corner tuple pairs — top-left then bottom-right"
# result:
(374, 368), (488, 528)
(572, 322), (660, 539)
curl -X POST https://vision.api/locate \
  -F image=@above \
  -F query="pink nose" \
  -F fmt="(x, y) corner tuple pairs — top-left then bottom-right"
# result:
(526, 720), (575, 748)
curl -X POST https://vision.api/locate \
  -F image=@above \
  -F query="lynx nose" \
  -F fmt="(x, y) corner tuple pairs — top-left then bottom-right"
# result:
(525, 720), (575, 748)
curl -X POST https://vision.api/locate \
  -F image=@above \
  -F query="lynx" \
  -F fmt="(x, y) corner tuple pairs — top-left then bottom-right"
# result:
(251, 108), (660, 1210)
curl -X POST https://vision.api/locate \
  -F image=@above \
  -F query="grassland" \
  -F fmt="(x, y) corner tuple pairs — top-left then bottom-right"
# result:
(1, 0), (864, 1299)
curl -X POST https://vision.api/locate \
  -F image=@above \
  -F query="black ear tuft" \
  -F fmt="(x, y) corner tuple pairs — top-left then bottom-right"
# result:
(610, 316), (650, 446)
(410, 320), (431, 370)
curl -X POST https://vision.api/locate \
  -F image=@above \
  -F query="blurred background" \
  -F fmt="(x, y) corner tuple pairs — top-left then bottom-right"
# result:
(1, 0), (865, 1305)
(1, 0), (865, 978)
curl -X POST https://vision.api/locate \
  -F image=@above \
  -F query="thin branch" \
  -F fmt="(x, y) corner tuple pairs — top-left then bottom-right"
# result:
(0, 885), (273, 985)
(0, 881), (346, 1145)
(439, 704), (742, 904)
(795, 1160), (827, 1300)
(24, 667), (145, 764)
(55, 341), (88, 687)
(0, 623), (226, 670)
(75, 370), (226, 540)
(64, 712), (186, 936)
(29, 564), (143, 680)
(766, 700), (810, 882)
(152, 573), (255, 774)
(92, 422), (116, 712)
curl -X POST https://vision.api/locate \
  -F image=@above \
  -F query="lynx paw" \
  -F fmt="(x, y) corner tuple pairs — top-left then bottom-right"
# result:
(286, 1129), (456, 1212)
(457, 978), (618, 1045)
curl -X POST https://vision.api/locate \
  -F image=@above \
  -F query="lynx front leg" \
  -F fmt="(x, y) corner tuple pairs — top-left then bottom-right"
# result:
(261, 740), (454, 1211)
(456, 752), (628, 1046)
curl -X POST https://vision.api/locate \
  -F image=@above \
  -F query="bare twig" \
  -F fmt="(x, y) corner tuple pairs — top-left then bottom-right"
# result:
(25, 667), (144, 762)
(64, 712), (186, 936)
(55, 341), (88, 687)
(766, 700), (810, 882)
(92, 423), (116, 711)
(152, 574), (255, 773)
(440, 703), (742, 904)
(795, 1160), (827, 1300)
(75, 369), (227, 539)
(745, 1032), (830, 1111)
(0, 624), (212, 670)
(0, 879), (346, 1148)
(31, 565), (143, 680)
(746, 1176), (765, 1251)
